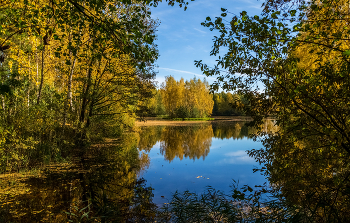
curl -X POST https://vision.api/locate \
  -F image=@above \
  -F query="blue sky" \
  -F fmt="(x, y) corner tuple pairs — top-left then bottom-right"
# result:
(150, 0), (263, 88)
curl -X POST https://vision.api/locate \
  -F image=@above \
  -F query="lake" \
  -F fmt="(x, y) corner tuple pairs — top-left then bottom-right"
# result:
(0, 120), (276, 222)
(137, 122), (269, 205)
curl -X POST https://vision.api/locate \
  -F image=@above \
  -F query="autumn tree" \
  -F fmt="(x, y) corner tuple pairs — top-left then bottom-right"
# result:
(196, 0), (350, 220)
(0, 0), (192, 172)
(160, 76), (183, 117)
(160, 76), (214, 118)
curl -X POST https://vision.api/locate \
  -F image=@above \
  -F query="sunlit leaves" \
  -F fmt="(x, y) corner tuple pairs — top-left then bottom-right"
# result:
(161, 76), (214, 118)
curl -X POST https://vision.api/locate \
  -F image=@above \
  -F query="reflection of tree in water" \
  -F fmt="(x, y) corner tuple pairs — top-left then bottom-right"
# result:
(249, 126), (350, 221)
(213, 122), (247, 139)
(138, 125), (165, 152)
(212, 120), (277, 140)
(160, 125), (213, 162)
(138, 120), (278, 162)
(0, 134), (157, 222)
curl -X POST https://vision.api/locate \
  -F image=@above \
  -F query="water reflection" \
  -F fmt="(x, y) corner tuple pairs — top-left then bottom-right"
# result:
(0, 120), (277, 222)
(138, 120), (278, 162)
(138, 120), (272, 205)
(160, 125), (213, 161)
(0, 134), (157, 222)
(212, 122), (255, 140)
(258, 135), (350, 221)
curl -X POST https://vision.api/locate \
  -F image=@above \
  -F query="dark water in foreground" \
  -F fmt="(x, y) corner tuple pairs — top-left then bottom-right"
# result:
(0, 120), (276, 222)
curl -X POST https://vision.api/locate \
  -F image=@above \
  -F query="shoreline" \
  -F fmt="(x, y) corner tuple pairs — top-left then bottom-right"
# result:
(135, 116), (254, 126)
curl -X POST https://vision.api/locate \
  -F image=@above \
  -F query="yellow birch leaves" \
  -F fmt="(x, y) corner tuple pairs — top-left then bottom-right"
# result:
(160, 76), (214, 118)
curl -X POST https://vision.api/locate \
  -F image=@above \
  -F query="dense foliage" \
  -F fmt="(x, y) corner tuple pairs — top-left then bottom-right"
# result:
(0, 0), (191, 173)
(196, 0), (350, 220)
(160, 76), (214, 118)
(212, 91), (248, 116)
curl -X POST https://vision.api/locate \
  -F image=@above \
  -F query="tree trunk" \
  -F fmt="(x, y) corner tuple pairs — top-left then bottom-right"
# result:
(79, 37), (95, 126)
(67, 57), (76, 109)
(36, 44), (45, 105)
(79, 64), (93, 126)
(63, 57), (77, 127)
(1, 96), (6, 123)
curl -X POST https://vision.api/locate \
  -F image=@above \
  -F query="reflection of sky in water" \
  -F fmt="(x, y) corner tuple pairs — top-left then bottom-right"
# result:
(139, 134), (267, 205)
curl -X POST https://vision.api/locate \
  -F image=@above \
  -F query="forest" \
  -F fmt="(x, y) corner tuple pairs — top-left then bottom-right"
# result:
(142, 76), (248, 118)
(0, 0), (165, 173)
(1, 0), (350, 221)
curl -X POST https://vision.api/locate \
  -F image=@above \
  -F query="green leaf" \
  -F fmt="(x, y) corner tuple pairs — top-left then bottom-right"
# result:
(310, 4), (318, 11)
(290, 10), (297, 16)
(343, 50), (350, 56)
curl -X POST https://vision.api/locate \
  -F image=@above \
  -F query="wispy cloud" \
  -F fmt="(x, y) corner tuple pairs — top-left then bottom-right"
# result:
(244, 0), (263, 10)
(158, 67), (215, 80)
(185, 45), (195, 51)
(194, 28), (206, 34)
(249, 4), (263, 10)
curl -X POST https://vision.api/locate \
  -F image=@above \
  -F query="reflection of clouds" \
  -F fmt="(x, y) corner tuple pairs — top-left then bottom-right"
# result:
(219, 150), (256, 164)
(226, 151), (247, 157)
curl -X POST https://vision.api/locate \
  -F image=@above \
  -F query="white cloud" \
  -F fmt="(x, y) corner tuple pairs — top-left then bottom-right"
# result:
(158, 67), (215, 80)
(185, 45), (195, 51)
(243, 0), (263, 10)
(249, 5), (263, 10)
(194, 28), (206, 34)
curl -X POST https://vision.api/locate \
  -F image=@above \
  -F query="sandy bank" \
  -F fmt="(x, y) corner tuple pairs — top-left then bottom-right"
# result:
(135, 116), (253, 126)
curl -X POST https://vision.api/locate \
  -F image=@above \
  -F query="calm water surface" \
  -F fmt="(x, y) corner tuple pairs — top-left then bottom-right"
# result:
(0, 120), (275, 222)
(137, 122), (269, 205)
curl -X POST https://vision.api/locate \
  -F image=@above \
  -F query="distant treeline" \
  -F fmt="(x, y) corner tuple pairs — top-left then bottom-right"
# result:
(212, 92), (249, 116)
(141, 76), (249, 118)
